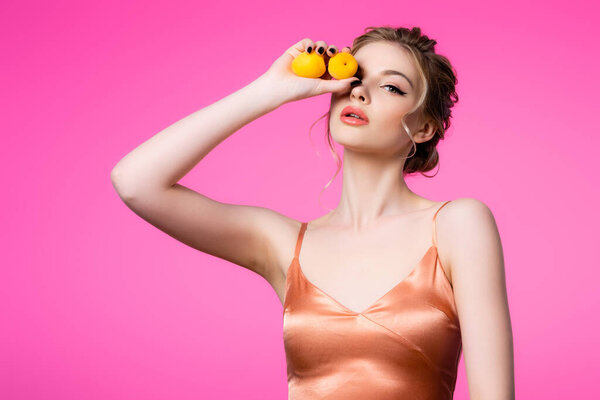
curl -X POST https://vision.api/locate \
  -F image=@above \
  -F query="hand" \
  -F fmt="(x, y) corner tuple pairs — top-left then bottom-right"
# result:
(258, 38), (358, 105)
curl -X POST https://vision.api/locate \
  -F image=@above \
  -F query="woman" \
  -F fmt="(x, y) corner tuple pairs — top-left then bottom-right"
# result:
(111, 26), (514, 400)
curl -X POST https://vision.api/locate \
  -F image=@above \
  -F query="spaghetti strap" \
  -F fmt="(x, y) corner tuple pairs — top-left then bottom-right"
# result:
(294, 222), (308, 259)
(432, 200), (452, 247)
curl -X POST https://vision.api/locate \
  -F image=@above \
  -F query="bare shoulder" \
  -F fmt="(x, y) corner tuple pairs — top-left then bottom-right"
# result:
(438, 197), (496, 225)
(435, 198), (500, 284)
(435, 198), (514, 397)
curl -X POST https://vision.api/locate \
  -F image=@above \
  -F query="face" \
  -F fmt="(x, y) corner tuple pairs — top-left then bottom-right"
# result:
(329, 41), (433, 156)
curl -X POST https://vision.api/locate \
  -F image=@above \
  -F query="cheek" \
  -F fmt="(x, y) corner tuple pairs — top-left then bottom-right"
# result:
(375, 111), (404, 132)
(371, 115), (413, 145)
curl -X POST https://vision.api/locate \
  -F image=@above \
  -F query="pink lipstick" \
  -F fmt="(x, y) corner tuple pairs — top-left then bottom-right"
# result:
(340, 105), (369, 125)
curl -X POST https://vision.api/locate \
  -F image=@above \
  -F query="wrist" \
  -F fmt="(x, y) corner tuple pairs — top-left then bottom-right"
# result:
(250, 74), (288, 111)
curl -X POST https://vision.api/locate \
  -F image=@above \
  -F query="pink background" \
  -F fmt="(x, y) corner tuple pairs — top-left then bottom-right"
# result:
(2, 0), (598, 398)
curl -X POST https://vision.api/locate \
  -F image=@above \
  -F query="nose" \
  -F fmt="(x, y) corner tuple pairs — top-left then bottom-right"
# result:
(350, 79), (366, 102)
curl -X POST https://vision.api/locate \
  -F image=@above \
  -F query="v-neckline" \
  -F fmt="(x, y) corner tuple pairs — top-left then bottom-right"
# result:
(292, 245), (438, 316)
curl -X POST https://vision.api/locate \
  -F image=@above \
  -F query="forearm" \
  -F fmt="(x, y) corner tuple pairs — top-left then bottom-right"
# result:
(111, 75), (282, 197)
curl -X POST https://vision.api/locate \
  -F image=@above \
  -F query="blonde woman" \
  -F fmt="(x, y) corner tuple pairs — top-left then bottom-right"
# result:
(111, 26), (514, 400)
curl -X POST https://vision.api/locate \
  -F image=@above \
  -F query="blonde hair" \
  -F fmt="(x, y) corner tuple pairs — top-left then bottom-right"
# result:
(309, 25), (459, 211)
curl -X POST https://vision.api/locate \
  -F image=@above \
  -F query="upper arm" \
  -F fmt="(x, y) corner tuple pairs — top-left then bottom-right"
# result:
(441, 198), (515, 400)
(112, 179), (295, 283)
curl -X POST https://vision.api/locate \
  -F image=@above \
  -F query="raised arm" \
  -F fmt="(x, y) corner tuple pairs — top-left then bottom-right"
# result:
(110, 38), (358, 287)
(110, 75), (280, 197)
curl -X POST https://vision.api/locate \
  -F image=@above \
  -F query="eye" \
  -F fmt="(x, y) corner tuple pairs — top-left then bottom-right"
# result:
(383, 85), (406, 95)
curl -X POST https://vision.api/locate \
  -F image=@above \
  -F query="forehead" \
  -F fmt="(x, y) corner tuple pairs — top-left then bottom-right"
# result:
(353, 42), (418, 84)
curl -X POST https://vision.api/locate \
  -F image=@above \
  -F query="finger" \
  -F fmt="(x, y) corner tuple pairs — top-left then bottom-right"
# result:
(326, 45), (338, 57)
(341, 46), (352, 53)
(314, 40), (331, 66)
(285, 38), (316, 59)
(305, 39), (315, 54)
(314, 41), (328, 56)
(316, 76), (361, 95)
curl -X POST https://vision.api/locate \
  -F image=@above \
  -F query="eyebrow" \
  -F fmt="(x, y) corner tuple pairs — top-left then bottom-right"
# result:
(356, 65), (414, 89)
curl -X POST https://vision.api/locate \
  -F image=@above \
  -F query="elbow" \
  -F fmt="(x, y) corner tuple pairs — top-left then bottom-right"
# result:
(110, 166), (170, 202)
(110, 167), (138, 203)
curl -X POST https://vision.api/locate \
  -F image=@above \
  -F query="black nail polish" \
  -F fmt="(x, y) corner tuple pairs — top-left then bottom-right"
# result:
(307, 46), (312, 53)
(330, 48), (336, 54)
(318, 47), (324, 54)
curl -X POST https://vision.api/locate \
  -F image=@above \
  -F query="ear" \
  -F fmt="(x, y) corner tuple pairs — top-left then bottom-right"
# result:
(413, 117), (437, 144)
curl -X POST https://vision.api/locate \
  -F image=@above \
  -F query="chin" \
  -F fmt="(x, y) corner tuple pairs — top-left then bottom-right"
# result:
(330, 129), (371, 151)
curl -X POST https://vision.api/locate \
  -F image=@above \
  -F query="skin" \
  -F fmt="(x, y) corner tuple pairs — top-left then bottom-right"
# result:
(111, 37), (515, 399)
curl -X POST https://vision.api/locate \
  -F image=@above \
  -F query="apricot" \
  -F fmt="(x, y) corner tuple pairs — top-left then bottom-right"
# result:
(327, 52), (358, 80)
(291, 52), (326, 78)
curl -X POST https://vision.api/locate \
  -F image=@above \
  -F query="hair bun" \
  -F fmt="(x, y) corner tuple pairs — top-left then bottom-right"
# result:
(404, 27), (437, 52)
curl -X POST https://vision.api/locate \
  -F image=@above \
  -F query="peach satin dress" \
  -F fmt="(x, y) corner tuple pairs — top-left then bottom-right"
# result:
(283, 200), (462, 399)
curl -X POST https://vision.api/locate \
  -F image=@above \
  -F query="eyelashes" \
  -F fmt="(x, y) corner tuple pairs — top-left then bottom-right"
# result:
(350, 79), (406, 96)
(384, 85), (406, 95)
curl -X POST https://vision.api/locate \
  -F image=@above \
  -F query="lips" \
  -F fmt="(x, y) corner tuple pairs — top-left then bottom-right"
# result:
(340, 106), (369, 123)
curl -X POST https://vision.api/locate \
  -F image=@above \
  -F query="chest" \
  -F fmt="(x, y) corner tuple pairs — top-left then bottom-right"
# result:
(288, 221), (452, 315)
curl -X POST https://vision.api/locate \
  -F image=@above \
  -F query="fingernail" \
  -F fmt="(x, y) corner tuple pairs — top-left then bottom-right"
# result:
(318, 47), (324, 54)
(330, 48), (336, 54)
(307, 46), (312, 53)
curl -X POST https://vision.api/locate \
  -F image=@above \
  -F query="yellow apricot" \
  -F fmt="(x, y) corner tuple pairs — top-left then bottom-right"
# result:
(292, 52), (326, 78)
(327, 52), (358, 80)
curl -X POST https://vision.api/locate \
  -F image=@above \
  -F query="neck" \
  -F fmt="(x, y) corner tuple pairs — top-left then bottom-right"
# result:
(326, 149), (427, 232)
